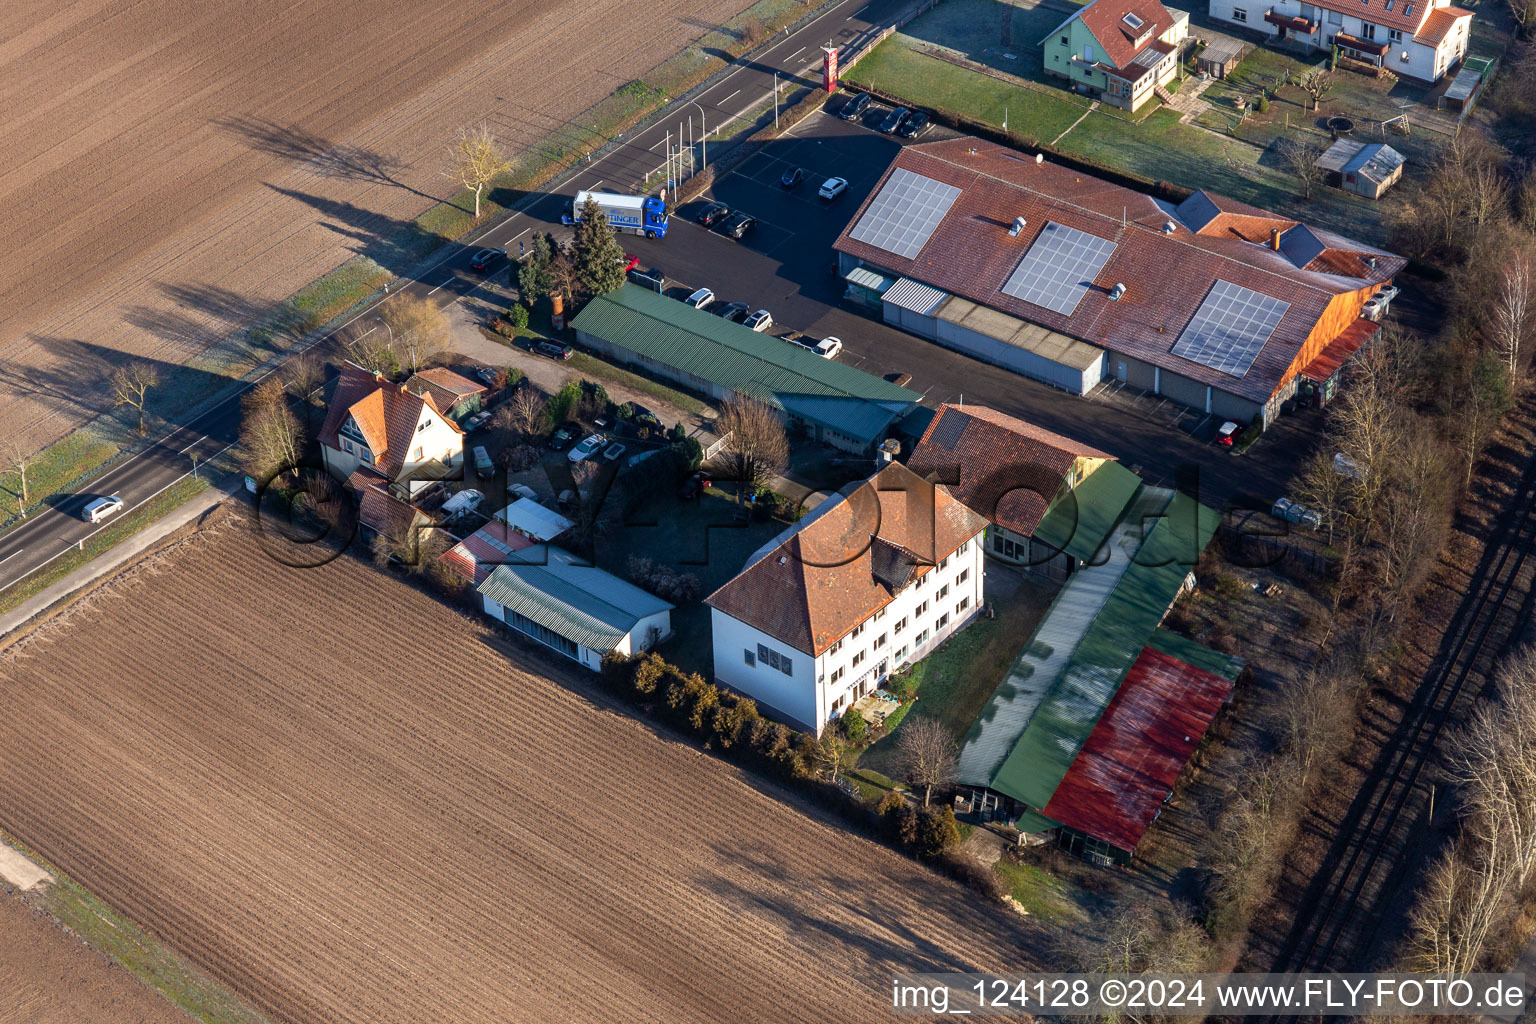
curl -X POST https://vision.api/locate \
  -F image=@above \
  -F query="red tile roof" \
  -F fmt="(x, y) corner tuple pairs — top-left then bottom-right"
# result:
(1072, 0), (1177, 70)
(1415, 6), (1472, 44)
(833, 139), (1405, 404)
(406, 367), (487, 412)
(705, 463), (988, 656)
(358, 484), (430, 540)
(1299, 318), (1378, 382)
(908, 404), (1116, 539)
(1042, 646), (1234, 852)
(319, 362), (462, 479)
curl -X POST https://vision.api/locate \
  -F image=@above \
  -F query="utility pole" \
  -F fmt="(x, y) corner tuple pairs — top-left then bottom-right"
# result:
(775, 72), (781, 129)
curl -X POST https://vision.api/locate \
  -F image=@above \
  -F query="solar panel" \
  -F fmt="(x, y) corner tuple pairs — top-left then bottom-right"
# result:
(999, 221), (1117, 315)
(847, 168), (961, 259)
(1170, 280), (1290, 378)
(929, 409), (969, 450)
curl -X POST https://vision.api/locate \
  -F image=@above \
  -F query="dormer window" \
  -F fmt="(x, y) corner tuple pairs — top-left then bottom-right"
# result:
(1404, 3), (1413, 13)
(1384, 0), (1394, 10)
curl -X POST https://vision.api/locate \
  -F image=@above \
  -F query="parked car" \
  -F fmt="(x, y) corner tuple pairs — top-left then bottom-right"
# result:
(745, 309), (773, 332)
(781, 166), (805, 188)
(783, 332), (843, 359)
(1216, 420), (1244, 447)
(602, 442), (627, 462)
(472, 446), (494, 475)
(441, 489), (484, 519)
(569, 434), (607, 462)
(535, 341), (573, 360)
(678, 470), (713, 500)
(469, 247), (506, 272)
(684, 287), (715, 309)
(715, 302), (750, 323)
(548, 423), (578, 450)
(721, 212), (756, 240)
(474, 366), (500, 385)
(617, 253), (640, 274)
(818, 177), (848, 200)
(1272, 497), (1322, 530)
(696, 201), (730, 226)
(463, 410), (493, 431)
(897, 111), (930, 139)
(82, 495), (123, 523)
(839, 92), (872, 121)
(884, 371), (912, 387)
(1361, 285), (1400, 322)
(879, 106), (910, 133)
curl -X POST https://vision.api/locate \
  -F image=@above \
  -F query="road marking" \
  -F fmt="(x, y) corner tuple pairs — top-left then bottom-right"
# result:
(649, 138), (665, 151)
(508, 227), (530, 242)
(787, 45), (806, 60)
(853, 2), (873, 16)
(0, 551), (17, 566)
(427, 275), (456, 295)
(721, 89), (740, 104)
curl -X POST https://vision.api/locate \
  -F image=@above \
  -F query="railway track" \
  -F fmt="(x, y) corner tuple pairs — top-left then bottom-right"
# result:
(1268, 433), (1536, 977)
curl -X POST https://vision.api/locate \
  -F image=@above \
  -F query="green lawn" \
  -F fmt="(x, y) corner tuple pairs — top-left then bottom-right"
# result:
(993, 858), (1089, 922)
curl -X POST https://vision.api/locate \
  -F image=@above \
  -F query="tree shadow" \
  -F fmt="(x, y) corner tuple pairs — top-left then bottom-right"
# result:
(123, 282), (280, 356)
(212, 115), (435, 200)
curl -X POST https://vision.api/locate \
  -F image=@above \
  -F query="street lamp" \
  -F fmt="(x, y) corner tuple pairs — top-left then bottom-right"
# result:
(688, 100), (708, 170)
(774, 72), (780, 129)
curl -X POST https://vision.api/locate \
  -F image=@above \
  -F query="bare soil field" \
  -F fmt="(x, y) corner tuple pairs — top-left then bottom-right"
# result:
(0, 508), (1036, 1024)
(0, 893), (190, 1024)
(0, 0), (752, 452)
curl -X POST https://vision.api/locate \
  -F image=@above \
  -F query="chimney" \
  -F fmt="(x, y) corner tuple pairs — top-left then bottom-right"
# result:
(1269, 227), (1282, 251)
(375, 372), (386, 383)
(1009, 216), (1027, 237)
(1109, 283), (1127, 302)
(1365, 255), (1378, 270)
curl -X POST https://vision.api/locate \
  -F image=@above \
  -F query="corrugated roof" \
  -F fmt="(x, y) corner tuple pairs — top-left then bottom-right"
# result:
(571, 285), (919, 443)
(497, 497), (575, 541)
(1033, 459), (1144, 562)
(477, 546), (672, 652)
(1299, 318), (1378, 382)
(1042, 645), (1235, 851)
(847, 266), (898, 293)
(1146, 627), (1246, 681)
(937, 297), (1107, 372)
(440, 521), (538, 586)
(886, 277), (949, 315)
(958, 489), (1220, 807)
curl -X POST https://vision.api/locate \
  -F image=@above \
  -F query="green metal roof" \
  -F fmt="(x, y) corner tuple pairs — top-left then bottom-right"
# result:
(1148, 628), (1246, 682)
(571, 285), (920, 443)
(1015, 809), (1063, 834)
(958, 490), (1220, 809)
(477, 546), (672, 652)
(1033, 460), (1143, 562)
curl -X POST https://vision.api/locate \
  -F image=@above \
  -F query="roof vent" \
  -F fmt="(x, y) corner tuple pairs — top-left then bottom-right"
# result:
(1162, 221), (1177, 234)
(777, 555), (788, 565)
(1008, 216), (1027, 237)
(1109, 282), (1127, 302)
(1035, 152), (1044, 165)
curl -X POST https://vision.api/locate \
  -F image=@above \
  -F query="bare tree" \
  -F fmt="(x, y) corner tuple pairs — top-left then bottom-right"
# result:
(448, 124), (513, 220)
(0, 441), (38, 515)
(1506, 0), (1536, 43)
(1280, 135), (1327, 200)
(238, 377), (304, 482)
(1453, 350), (1513, 487)
(1405, 845), (1514, 973)
(1060, 900), (1212, 1023)
(896, 717), (957, 806)
(1300, 70), (1334, 112)
(110, 361), (160, 434)
(502, 386), (550, 441)
(1490, 251), (1533, 391)
(716, 395), (789, 489)
(379, 294), (450, 373)
(812, 732), (851, 783)
(1448, 648), (1536, 889)
(283, 353), (326, 408)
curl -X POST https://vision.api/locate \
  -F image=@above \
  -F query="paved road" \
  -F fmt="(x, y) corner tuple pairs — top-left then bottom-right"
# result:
(0, 0), (912, 593)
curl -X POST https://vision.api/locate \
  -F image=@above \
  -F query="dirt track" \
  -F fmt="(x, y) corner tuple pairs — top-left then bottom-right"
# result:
(0, 511), (1037, 1024)
(0, 893), (191, 1024)
(0, 0), (751, 452)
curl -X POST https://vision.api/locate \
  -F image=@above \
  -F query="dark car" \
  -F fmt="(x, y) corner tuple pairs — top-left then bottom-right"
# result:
(470, 247), (506, 272)
(884, 371), (913, 387)
(781, 166), (805, 189)
(696, 201), (730, 226)
(721, 212), (756, 240)
(678, 470), (714, 501)
(548, 423), (579, 450)
(535, 340), (573, 360)
(897, 111), (930, 139)
(878, 106), (910, 134)
(715, 302), (750, 323)
(839, 92), (872, 121)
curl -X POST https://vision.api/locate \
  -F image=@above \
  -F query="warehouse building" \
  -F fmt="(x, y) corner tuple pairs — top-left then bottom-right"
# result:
(834, 138), (1404, 428)
(571, 284), (921, 453)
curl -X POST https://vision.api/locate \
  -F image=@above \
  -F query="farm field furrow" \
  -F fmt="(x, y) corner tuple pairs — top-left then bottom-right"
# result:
(0, 511), (1038, 1024)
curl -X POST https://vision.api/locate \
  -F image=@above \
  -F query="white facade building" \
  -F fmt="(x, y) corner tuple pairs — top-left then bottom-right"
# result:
(319, 361), (465, 486)
(706, 463), (988, 736)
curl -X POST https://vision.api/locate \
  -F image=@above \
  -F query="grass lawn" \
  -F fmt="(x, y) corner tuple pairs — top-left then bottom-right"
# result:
(596, 486), (785, 677)
(993, 858), (1089, 923)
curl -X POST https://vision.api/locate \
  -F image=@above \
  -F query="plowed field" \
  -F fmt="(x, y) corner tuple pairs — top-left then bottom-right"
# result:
(0, 511), (1036, 1023)
(0, 0), (751, 452)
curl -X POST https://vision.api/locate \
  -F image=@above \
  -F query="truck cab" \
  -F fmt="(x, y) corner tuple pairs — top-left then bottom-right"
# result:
(561, 191), (669, 238)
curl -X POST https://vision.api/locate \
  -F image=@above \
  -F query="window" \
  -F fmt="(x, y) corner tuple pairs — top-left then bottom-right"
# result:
(1232, 7), (1247, 20)
(414, 446), (424, 460)
(1083, 66), (1093, 77)
(895, 645), (909, 661)
(958, 569), (970, 584)
(875, 633), (888, 649)
(937, 613), (950, 629)
(343, 440), (354, 454)
(938, 584), (949, 600)
(958, 597), (970, 613)
(1362, 22), (1376, 38)
(875, 608), (887, 621)
(852, 651), (865, 667)
(418, 418), (432, 432)
(915, 629), (930, 646)
(957, 541), (970, 555)
(829, 638), (844, 655)
(939, 556), (949, 571)
(781, 655), (792, 675)
(361, 449), (373, 464)
(1084, 43), (1095, 60)
(744, 649), (756, 667)
(895, 617), (908, 634)
(831, 666), (845, 684)
(1060, 34), (1069, 44)
(1123, 11), (1145, 29)
(1384, 0), (1394, 8)
(850, 623), (864, 639)
(1388, 27), (1401, 41)
(916, 601), (929, 618)
(1403, 3), (1413, 15)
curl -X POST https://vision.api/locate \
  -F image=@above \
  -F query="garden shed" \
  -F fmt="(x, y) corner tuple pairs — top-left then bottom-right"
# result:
(1195, 37), (1244, 78)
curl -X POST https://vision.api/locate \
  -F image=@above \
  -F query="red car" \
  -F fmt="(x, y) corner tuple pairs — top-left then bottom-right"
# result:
(618, 253), (640, 274)
(1216, 420), (1243, 447)
(678, 470), (713, 501)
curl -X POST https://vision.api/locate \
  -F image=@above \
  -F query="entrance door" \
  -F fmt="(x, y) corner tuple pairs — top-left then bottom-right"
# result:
(1116, 360), (1128, 381)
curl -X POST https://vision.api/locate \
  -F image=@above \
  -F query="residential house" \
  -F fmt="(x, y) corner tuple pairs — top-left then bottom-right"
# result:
(477, 545), (673, 671)
(907, 404), (1139, 579)
(1042, 0), (1190, 111)
(405, 367), (488, 421)
(706, 462), (988, 736)
(835, 137), (1404, 427)
(570, 284), (922, 453)
(320, 362), (465, 491)
(1208, 0), (1472, 83)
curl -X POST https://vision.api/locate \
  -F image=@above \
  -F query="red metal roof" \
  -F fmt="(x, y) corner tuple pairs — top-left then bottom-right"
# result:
(1041, 646), (1234, 852)
(439, 521), (538, 586)
(1299, 318), (1378, 383)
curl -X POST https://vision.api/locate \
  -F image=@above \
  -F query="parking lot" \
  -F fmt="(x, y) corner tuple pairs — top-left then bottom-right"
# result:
(559, 106), (1323, 510)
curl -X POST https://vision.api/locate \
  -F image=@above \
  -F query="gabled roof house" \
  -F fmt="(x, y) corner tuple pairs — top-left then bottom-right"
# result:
(320, 362), (465, 489)
(1043, 0), (1190, 111)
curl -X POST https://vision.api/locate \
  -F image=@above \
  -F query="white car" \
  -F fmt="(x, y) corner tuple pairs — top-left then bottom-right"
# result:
(812, 336), (843, 359)
(441, 489), (484, 518)
(568, 434), (606, 462)
(745, 309), (773, 332)
(818, 177), (848, 199)
(684, 287), (715, 309)
(82, 495), (124, 523)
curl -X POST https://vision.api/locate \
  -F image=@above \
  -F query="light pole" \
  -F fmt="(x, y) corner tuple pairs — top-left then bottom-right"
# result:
(688, 100), (708, 170)
(774, 72), (780, 129)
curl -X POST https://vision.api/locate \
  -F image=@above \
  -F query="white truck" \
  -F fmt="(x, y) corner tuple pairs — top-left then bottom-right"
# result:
(561, 190), (670, 238)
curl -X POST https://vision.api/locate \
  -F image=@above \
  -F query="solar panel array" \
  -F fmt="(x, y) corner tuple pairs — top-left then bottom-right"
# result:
(999, 221), (1118, 315)
(1170, 280), (1290, 378)
(847, 168), (962, 259)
